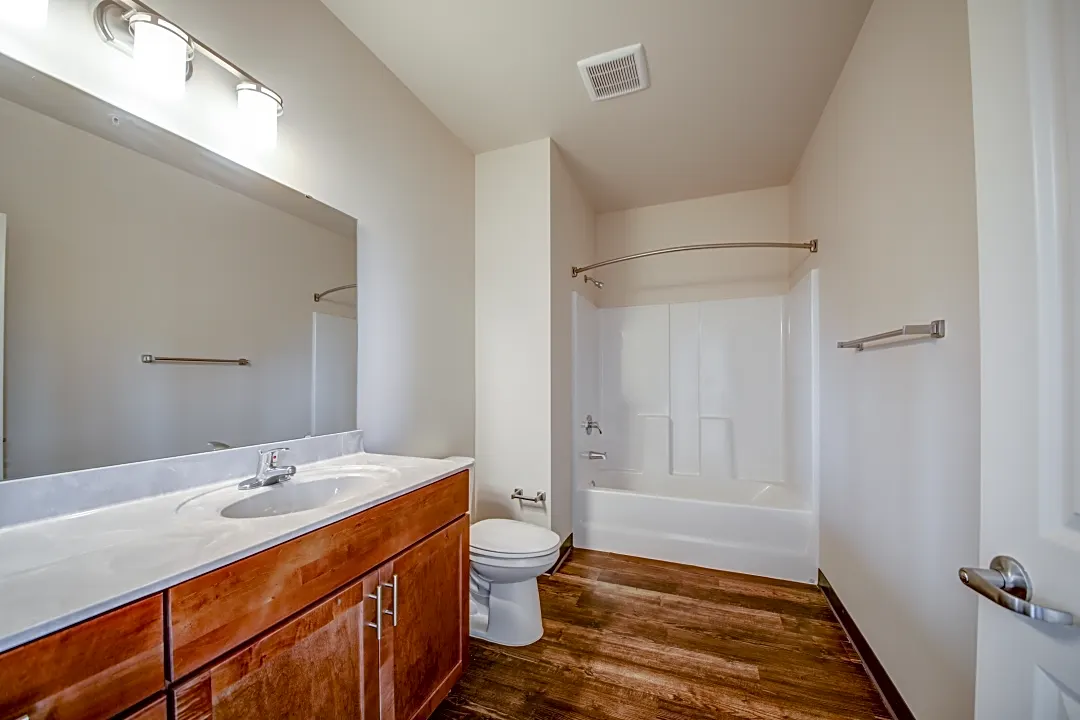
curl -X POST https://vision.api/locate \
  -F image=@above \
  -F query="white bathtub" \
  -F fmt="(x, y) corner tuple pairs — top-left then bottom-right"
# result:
(573, 478), (817, 583)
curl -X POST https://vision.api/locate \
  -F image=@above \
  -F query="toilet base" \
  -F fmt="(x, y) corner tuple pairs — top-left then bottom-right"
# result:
(469, 577), (544, 646)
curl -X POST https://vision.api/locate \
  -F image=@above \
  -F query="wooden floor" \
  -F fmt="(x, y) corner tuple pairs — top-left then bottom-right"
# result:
(432, 550), (890, 720)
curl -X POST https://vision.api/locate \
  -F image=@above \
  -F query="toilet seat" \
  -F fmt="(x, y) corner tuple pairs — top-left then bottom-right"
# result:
(470, 519), (560, 559)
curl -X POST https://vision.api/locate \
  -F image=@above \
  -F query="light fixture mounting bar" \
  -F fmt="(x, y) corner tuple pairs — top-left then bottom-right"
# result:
(92, 0), (281, 107)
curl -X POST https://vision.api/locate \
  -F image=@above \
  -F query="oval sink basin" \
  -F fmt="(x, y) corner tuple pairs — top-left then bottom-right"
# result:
(221, 477), (371, 519)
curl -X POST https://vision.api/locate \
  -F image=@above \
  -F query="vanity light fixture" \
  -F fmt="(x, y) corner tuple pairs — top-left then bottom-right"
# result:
(92, 0), (284, 147)
(128, 12), (192, 99)
(236, 82), (283, 150)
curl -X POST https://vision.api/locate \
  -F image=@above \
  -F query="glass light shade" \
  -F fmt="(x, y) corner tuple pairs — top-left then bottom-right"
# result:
(2, 0), (48, 28)
(237, 83), (282, 151)
(130, 15), (189, 100)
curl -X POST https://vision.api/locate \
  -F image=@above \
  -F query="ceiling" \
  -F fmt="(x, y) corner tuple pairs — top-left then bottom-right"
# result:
(321, 0), (872, 212)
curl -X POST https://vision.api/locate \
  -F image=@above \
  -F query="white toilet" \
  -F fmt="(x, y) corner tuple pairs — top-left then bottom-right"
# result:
(469, 518), (561, 646)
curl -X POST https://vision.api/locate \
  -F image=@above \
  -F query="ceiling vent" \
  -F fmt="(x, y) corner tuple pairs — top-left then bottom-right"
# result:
(577, 43), (650, 102)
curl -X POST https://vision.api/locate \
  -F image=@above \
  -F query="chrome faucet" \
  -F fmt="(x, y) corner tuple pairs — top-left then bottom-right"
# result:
(238, 447), (296, 490)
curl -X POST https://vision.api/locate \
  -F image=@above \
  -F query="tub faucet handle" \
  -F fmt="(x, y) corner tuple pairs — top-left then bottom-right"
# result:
(582, 415), (603, 435)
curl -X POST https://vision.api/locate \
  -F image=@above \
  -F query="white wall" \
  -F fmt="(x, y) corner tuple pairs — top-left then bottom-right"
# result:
(594, 187), (790, 308)
(0, 0), (475, 459)
(550, 145), (596, 540)
(0, 95), (355, 478)
(789, 0), (981, 717)
(475, 139), (553, 526)
(474, 139), (595, 540)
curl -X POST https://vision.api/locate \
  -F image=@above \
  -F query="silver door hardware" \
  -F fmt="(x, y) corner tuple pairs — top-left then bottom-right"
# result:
(382, 574), (398, 627)
(838, 320), (946, 351)
(580, 451), (607, 460)
(958, 556), (1076, 626)
(366, 586), (383, 640)
(581, 414), (603, 435)
(511, 488), (546, 503)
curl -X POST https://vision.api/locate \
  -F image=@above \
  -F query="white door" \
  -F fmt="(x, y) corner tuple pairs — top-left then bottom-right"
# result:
(0, 214), (5, 479)
(311, 312), (358, 436)
(968, 1), (1080, 717)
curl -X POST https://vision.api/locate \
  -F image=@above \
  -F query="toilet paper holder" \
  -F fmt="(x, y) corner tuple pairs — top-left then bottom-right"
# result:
(511, 488), (546, 504)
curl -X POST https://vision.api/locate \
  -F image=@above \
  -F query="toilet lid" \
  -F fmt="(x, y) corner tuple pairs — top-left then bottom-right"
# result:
(471, 519), (560, 557)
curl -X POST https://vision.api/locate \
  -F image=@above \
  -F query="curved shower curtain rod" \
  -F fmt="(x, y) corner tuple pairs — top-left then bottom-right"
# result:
(314, 283), (357, 302)
(571, 239), (818, 278)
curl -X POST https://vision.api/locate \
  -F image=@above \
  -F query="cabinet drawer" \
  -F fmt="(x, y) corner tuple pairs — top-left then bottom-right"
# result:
(168, 471), (469, 678)
(0, 595), (165, 720)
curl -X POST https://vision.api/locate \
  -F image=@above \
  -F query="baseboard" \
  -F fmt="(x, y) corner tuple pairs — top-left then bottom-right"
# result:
(818, 570), (915, 720)
(545, 533), (574, 576)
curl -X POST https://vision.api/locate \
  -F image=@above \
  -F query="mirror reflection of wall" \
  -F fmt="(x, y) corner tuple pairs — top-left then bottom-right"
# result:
(0, 93), (357, 480)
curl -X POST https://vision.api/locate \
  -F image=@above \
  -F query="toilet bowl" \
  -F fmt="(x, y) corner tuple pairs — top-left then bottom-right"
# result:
(469, 518), (561, 646)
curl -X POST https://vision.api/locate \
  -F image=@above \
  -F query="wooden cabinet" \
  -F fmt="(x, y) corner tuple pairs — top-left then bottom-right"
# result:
(169, 471), (469, 679)
(127, 699), (167, 720)
(172, 515), (470, 720)
(379, 516), (470, 720)
(173, 574), (382, 720)
(2, 470), (469, 720)
(0, 595), (165, 720)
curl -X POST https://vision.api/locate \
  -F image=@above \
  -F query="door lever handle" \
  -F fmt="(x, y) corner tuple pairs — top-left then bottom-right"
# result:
(959, 556), (1076, 626)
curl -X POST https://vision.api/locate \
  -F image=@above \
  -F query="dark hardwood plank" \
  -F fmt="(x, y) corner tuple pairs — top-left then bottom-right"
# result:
(0, 594), (165, 720)
(433, 549), (890, 720)
(168, 470), (469, 678)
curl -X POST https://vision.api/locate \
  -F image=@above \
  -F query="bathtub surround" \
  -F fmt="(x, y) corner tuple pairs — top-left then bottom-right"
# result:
(788, 0), (980, 717)
(474, 139), (596, 539)
(0, 0), (476, 461)
(573, 272), (819, 583)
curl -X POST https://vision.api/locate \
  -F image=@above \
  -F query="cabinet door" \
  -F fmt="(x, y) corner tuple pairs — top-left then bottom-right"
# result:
(172, 573), (380, 720)
(380, 516), (469, 720)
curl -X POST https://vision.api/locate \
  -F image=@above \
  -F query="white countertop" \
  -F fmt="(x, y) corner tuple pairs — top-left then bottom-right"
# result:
(0, 452), (472, 653)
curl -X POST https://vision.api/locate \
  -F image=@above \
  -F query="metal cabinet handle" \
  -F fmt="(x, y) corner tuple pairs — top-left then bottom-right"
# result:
(959, 556), (1076, 626)
(366, 587), (383, 640)
(382, 574), (398, 626)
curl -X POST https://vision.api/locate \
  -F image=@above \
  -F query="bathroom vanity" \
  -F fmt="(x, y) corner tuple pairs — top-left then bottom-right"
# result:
(0, 455), (471, 720)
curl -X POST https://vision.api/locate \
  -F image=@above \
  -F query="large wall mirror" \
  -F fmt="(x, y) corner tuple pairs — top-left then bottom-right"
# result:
(0, 54), (359, 480)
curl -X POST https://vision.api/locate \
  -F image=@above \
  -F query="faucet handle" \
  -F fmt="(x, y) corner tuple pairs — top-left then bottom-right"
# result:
(258, 446), (290, 470)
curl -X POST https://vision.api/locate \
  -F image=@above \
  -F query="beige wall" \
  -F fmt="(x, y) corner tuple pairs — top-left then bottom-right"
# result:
(474, 139), (553, 526)
(0, 96), (356, 478)
(789, 0), (980, 716)
(474, 139), (595, 540)
(594, 187), (790, 308)
(550, 143), (596, 540)
(0, 0), (475, 459)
